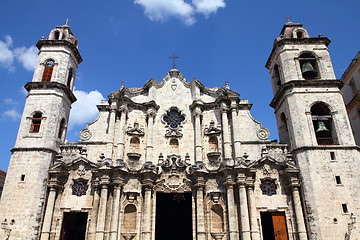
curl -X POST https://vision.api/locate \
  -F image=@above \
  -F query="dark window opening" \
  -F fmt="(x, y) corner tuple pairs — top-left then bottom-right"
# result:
(60, 212), (88, 240)
(279, 112), (290, 145)
(130, 137), (140, 152)
(20, 174), (25, 181)
(349, 78), (357, 96)
(274, 65), (281, 86)
(330, 152), (336, 160)
(30, 112), (42, 133)
(335, 176), (342, 185)
(342, 204), (349, 213)
(296, 31), (304, 39)
(311, 103), (338, 145)
(67, 68), (73, 87)
(58, 119), (66, 139)
(54, 31), (60, 40)
(155, 193), (192, 240)
(299, 53), (319, 79)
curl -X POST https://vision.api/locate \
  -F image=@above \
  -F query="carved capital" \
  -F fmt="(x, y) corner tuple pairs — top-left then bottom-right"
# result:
(146, 108), (157, 119)
(230, 99), (238, 111)
(100, 175), (111, 186)
(192, 109), (202, 118)
(220, 105), (229, 114)
(142, 178), (154, 191)
(119, 104), (129, 114)
(113, 177), (125, 188)
(236, 173), (246, 186)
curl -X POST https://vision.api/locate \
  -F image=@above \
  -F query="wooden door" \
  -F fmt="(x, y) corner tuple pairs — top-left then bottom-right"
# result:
(272, 212), (288, 240)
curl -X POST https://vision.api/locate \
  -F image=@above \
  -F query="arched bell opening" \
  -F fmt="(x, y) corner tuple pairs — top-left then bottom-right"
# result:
(311, 102), (338, 145)
(299, 53), (320, 79)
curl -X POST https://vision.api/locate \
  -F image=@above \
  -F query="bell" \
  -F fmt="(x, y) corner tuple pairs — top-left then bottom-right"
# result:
(301, 62), (318, 79)
(316, 121), (329, 132)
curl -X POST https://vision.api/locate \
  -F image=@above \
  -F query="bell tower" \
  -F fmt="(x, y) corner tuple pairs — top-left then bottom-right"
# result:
(0, 24), (82, 239)
(266, 21), (360, 240)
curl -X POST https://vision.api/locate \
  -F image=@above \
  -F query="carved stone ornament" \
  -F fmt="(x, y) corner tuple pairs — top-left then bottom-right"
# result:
(260, 179), (277, 196)
(79, 128), (92, 141)
(262, 164), (274, 177)
(257, 127), (270, 140)
(159, 154), (190, 170)
(126, 122), (145, 136)
(76, 165), (86, 177)
(72, 179), (88, 197)
(204, 120), (222, 135)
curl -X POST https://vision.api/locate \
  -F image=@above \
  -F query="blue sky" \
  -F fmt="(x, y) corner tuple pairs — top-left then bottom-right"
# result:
(0, 0), (359, 171)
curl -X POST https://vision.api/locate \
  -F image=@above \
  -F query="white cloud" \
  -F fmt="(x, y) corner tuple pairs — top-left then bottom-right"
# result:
(3, 109), (21, 121)
(135, 0), (196, 26)
(192, 0), (225, 18)
(0, 35), (38, 72)
(0, 35), (15, 72)
(14, 46), (38, 71)
(68, 89), (104, 129)
(4, 98), (17, 105)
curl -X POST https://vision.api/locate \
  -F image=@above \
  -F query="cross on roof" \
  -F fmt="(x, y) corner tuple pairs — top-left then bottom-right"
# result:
(169, 53), (180, 69)
(65, 18), (71, 25)
(285, 15), (292, 22)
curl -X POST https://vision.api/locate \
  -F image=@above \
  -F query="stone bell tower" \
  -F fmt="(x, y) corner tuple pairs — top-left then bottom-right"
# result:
(0, 24), (82, 239)
(266, 21), (360, 240)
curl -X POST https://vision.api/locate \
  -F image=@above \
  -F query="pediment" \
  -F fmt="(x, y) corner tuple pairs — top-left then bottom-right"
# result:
(248, 156), (298, 171)
(50, 156), (98, 172)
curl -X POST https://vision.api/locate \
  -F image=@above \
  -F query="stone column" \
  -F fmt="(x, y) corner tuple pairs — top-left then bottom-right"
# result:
(221, 103), (233, 165)
(40, 180), (58, 240)
(142, 178), (154, 240)
(237, 174), (251, 240)
(194, 177), (206, 240)
(224, 176), (239, 240)
(96, 176), (110, 240)
(246, 181), (260, 240)
(89, 181), (100, 240)
(193, 106), (203, 162)
(116, 105), (128, 161)
(145, 108), (156, 162)
(106, 103), (117, 160)
(109, 178), (124, 240)
(290, 177), (308, 240)
(230, 99), (241, 160)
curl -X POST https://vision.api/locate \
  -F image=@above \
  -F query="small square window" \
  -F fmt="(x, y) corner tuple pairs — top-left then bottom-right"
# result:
(342, 204), (349, 213)
(330, 152), (336, 161)
(20, 174), (25, 181)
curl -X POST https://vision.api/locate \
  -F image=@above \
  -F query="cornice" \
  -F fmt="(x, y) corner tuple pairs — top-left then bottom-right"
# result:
(24, 82), (77, 103)
(36, 39), (82, 64)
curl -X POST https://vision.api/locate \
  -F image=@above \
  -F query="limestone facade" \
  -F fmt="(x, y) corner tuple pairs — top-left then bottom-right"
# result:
(0, 170), (6, 199)
(341, 50), (360, 145)
(0, 22), (359, 240)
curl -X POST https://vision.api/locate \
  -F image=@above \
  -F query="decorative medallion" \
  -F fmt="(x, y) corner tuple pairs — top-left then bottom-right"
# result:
(72, 180), (88, 197)
(79, 128), (92, 141)
(257, 127), (270, 140)
(76, 165), (86, 177)
(260, 180), (277, 196)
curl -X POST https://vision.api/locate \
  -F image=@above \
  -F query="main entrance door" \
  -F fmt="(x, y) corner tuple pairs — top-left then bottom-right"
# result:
(155, 192), (192, 240)
(261, 212), (288, 240)
(60, 212), (88, 240)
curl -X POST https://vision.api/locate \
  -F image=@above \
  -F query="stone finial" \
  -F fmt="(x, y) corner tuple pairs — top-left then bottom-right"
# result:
(225, 81), (229, 89)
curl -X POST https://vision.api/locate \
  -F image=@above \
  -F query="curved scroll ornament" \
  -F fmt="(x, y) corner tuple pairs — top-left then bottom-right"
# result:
(79, 128), (92, 141)
(257, 127), (270, 140)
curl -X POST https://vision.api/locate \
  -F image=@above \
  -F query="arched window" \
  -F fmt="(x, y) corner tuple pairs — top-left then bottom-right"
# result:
(311, 103), (338, 145)
(58, 119), (66, 139)
(299, 53), (319, 79)
(67, 68), (73, 87)
(169, 138), (179, 153)
(209, 136), (218, 152)
(54, 31), (60, 40)
(211, 205), (224, 232)
(296, 31), (304, 39)
(279, 113), (290, 145)
(123, 204), (137, 232)
(41, 60), (55, 82)
(274, 64), (281, 86)
(130, 137), (140, 152)
(30, 112), (42, 133)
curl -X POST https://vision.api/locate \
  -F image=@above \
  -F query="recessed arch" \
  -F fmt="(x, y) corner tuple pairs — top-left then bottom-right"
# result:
(123, 204), (137, 232)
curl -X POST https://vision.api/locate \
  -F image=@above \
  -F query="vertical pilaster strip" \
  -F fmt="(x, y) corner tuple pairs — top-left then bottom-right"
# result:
(230, 99), (241, 160)
(142, 178), (154, 240)
(221, 103), (233, 165)
(224, 176), (239, 240)
(89, 181), (100, 240)
(194, 177), (206, 240)
(109, 178), (124, 240)
(106, 103), (117, 160)
(290, 177), (308, 240)
(116, 105), (128, 161)
(237, 174), (251, 240)
(193, 106), (203, 162)
(146, 108), (156, 162)
(40, 180), (58, 240)
(247, 182), (260, 240)
(96, 176), (110, 240)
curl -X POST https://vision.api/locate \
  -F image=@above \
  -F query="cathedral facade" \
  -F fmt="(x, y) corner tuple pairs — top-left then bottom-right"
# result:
(0, 22), (359, 240)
